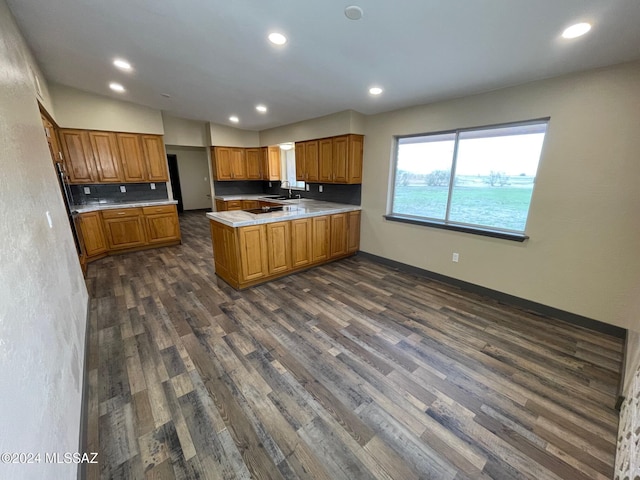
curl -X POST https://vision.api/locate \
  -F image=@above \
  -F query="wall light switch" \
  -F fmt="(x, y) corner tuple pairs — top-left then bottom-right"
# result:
(319, 185), (323, 193)
(45, 211), (53, 229)
(120, 185), (126, 193)
(452, 253), (459, 263)
(150, 183), (156, 190)
(83, 187), (91, 195)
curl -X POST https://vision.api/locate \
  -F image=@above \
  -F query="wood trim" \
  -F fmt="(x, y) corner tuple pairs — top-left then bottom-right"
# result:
(357, 251), (627, 339)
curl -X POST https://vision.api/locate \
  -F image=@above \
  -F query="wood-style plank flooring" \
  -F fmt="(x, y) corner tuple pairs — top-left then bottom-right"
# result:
(85, 210), (623, 480)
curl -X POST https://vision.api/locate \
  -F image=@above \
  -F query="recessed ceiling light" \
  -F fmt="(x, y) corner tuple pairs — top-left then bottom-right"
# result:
(268, 32), (287, 46)
(279, 143), (294, 151)
(229, 115), (239, 123)
(369, 86), (383, 95)
(256, 105), (268, 113)
(562, 22), (592, 39)
(345, 6), (364, 21)
(113, 58), (132, 71)
(109, 82), (125, 93)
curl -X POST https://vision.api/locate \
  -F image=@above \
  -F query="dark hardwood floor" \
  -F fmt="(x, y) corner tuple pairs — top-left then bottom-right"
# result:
(85, 210), (623, 480)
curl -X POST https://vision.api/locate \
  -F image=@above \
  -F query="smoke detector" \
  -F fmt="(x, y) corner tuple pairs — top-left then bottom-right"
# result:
(345, 5), (363, 20)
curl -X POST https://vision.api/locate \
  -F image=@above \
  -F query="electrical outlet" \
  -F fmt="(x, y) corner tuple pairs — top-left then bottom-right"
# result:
(83, 187), (91, 195)
(269, 181), (272, 188)
(319, 185), (323, 193)
(150, 183), (156, 190)
(306, 184), (310, 191)
(120, 185), (126, 193)
(452, 253), (459, 263)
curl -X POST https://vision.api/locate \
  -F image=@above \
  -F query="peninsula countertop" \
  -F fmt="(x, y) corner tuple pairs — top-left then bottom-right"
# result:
(206, 199), (361, 227)
(71, 199), (178, 214)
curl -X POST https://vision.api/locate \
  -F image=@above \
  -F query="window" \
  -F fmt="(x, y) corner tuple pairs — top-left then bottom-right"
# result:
(389, 119), (548, 239)
(279, 145), (305, 190)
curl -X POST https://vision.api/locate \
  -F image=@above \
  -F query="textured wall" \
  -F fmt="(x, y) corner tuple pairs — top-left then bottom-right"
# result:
(209, 122), (260, 147)
(361, 62), (640, 330)
(0, 2), (88, 479)
(50, 83), (164, 134)
(162, 112), (208, 147)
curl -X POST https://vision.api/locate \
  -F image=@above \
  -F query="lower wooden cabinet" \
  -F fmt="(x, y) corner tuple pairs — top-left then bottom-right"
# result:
(102, 208), (147, 250)
(78, 211), (107, 258)
(209, 210), (360, 289)
(242, 200), (260, 210)
(78, 205), (180, 264)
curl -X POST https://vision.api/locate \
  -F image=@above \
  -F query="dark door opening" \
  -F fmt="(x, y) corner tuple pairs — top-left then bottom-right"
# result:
(167, 154), (184, 213)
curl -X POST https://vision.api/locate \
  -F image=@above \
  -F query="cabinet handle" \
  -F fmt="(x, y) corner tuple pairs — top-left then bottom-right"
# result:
(118, 212), (126, 215)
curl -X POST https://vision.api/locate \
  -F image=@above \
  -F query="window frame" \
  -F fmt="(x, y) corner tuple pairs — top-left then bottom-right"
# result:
(385, 118), (550, 242)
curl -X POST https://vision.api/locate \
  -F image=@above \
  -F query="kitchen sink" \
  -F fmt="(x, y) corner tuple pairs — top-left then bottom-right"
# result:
(245, 206), (284, 214)
(263, 195), (288, 200)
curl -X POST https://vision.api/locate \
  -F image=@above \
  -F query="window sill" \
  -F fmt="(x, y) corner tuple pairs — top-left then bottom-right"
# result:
(383, 214), (529, 242)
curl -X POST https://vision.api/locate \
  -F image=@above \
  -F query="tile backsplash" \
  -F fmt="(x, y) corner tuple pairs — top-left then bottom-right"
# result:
(69, 183), (168, 205)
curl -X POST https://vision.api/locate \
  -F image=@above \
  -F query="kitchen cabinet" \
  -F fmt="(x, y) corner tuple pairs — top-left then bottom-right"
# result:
(266, 221), (291, 275)
(241, 200), (260, 210)
(78, 211), (107, 258)
(102, 208), (147, 250)
(245, 148), (262, 179)
(89, 131), (122, 182)
(215, 199), (226, 212)
(291, 218), (312, 268)
(41, 114), (62, 165)
(117, 133), (147, 182)
(311, 215), (330, 263)
(295, 140), (319, 182)
(209, 210), (360, 289)
(141, 135), (169, 182)
(60, 129), (96, 183)
(319, 134), (364, 184)
(226, 200), (243, 210)
(212, 147), (247, 180)
(262, 146), (281, 181)
(329, 213), (348, 258)
(231, 148), (247, 179)
(144, 205), (181, 244)
(347, 210), (361, 253)
(238, 225), (268, 282)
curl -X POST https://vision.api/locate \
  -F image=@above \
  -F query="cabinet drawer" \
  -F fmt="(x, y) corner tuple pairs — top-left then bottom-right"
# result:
(226, 200), (243, 210)
(142, 204), (176, 215)
(102, 207), (143, 219)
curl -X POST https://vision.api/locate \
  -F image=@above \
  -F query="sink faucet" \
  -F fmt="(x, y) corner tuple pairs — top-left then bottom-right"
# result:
(280, 180), (292, 198)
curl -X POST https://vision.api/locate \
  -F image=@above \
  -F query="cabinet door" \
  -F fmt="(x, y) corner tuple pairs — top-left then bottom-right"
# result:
(237, 225), (268, 282)
(245, 148), (262, 179)
(102, 209), (147, 250)
(60, 129), (96, 183)
(226, 200), (242, 211)
(295, 142), (305, 181)
(230, 148), (247, 179)
(332, 135), (349, 184)
(210, 221), (238, 284)
(347, 134), (364, 184)
(347, 210), (361, 253)
(78, 211), (107, 257)
(318, 138), (333, 183)
(267, 146), (281, 180)
(144, 205), (181, 244)
(215, 199), (226, 211)
(213, 147), (233, 181)
(41, 114), (62, 164)
(242, 200), (260, 210)
(311, 215), (329, 263)
(305, 140), (319, 182)
(141, 135), (168, 182)
(117, 133), (147, 182)
(329, 213), (348, 258)
(291, 218), (312, 268)
(266, 221), (291, 275)
(89, 131), (123, 182)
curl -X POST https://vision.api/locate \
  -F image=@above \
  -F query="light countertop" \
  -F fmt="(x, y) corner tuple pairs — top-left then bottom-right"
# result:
(214, 194), (274, 201)
(72, 199), (178, 214)
(206, 199), (361, 227)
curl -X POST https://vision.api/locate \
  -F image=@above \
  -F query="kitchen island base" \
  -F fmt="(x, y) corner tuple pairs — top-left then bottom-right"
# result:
(209, 211), (360, 290)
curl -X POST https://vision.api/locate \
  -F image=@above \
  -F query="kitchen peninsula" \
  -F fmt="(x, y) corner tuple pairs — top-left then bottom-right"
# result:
(207, 198), (361, 289)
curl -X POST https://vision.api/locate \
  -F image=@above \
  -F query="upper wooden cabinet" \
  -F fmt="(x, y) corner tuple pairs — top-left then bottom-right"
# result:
(262, 146), (281, 181)
(60, 129), (96, 183)
(319, 134), (364, 184)
(89, 131), (122, 183)
(212, 146), (248, 181)
(117, 133), (147, 182)
(295, 140), (319, 182)
(60, 128), (167, 184)
(141, 135), (169, 182)
(245, 148), (262, 180)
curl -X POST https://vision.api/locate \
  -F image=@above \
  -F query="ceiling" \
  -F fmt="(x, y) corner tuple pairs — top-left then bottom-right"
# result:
(7, 0), (640, 131)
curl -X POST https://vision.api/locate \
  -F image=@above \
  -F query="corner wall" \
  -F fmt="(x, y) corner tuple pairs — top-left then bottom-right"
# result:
(0, 2), (88, 478)
(361, 62), (640, 330)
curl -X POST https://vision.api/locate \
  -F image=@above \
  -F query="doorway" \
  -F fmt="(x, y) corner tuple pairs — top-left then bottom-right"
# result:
(167, 154), (184, 213)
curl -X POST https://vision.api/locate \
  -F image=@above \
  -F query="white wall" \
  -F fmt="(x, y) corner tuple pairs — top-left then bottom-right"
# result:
(162, 112), (208, 147)
(165, 146), (212, 210)
(259, 110), (365, 146)
(209, 122), (259, 147)
(50, 83), (164, 133)
(361, 62), (640, 331)
(0, 2), (88, 479)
